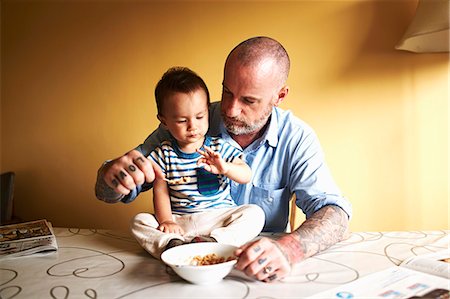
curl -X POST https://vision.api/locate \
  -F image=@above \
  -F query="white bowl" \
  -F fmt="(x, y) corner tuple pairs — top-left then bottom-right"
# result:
(161, 242), (238, 285)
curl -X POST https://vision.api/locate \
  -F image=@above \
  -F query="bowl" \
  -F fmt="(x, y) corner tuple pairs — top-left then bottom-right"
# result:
(160, 242), (238, 285)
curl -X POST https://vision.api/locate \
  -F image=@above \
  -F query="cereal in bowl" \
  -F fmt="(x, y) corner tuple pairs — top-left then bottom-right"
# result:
(190, 253), (236, 266)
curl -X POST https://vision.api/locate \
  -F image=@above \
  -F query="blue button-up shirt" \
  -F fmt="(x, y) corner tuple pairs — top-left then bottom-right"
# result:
(127, 102), (352, 232)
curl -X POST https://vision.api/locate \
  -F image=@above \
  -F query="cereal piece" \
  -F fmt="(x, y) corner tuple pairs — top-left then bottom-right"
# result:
(165, 177), (191, 185)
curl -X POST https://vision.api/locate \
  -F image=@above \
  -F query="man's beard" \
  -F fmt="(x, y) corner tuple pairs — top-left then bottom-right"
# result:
(222, 105), (273, 135)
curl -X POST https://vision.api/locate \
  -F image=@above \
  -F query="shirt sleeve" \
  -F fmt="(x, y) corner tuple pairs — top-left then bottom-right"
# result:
(149, 146), (167, 175)
(289, 129), (352, 219)
(218, 138), (243, 163)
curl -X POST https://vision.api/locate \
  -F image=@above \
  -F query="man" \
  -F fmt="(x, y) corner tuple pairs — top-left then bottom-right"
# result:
(95, 36), (352, 282)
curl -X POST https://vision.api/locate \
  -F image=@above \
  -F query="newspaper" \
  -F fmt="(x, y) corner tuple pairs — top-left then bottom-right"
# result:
(0, 219), (58, 259)
(309, 249), (450, 299)
(400, 250), (450, 279)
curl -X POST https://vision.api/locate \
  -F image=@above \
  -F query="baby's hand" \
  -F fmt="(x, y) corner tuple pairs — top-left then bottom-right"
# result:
(197, 145), (229, 175)
(158, 221), (184, 235)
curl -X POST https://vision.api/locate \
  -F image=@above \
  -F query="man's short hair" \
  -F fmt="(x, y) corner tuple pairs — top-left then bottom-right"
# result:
(227, 36), (290, 84)
(155, 67), (210, 115)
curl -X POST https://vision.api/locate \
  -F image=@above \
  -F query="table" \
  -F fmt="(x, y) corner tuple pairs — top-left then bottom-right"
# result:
(0, 228), (448, 298)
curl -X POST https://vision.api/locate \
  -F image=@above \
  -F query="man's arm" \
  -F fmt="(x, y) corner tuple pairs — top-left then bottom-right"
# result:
(277, 205), (349, 264)
(234, 111), (352, 281)
(234, 205), (349, 282)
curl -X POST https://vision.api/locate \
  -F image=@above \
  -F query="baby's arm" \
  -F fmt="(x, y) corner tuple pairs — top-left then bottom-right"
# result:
(197, 146), (251, 184)
(153, 178), (184, 235)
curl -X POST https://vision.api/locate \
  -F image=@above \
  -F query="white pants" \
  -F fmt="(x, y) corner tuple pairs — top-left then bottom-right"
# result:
(131, 204), (265, 259)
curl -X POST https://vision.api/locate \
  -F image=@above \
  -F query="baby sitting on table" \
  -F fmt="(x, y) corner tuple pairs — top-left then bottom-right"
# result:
(131, 67), (265, 259)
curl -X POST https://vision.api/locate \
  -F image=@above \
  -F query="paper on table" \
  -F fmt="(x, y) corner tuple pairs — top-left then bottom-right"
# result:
(308, 266), (449, 299)
(0, 219), (58, 259)
(400, 249), (450, 279)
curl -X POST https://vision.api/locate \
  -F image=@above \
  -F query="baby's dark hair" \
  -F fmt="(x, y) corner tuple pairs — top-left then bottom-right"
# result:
(155, 67), (210, 115)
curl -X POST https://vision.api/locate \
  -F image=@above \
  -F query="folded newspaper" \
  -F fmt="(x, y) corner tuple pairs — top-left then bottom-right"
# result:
(308, 249), (450, 298)
(0, 219), (58, 258)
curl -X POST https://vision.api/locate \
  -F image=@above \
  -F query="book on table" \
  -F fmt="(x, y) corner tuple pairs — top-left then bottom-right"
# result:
(0, 219), (58, 259)
(308, 249), (450, 299)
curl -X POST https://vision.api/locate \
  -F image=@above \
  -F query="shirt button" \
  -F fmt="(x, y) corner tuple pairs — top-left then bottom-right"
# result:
(268, 197), (274, 202)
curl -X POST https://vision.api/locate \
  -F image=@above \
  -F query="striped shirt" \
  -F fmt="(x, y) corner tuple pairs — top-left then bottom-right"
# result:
(149, 136), (243, 214)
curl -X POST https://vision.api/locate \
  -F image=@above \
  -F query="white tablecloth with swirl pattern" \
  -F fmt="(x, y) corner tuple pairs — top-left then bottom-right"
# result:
(0, 228), (448, 298)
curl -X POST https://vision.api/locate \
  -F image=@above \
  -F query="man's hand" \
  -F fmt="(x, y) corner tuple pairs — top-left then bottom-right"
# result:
(102, 150), (163, 195)
(234, 237), (292, 283)
(234, 205), (349, 282)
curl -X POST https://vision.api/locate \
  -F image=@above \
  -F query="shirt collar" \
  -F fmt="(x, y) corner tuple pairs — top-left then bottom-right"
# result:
(264, 107), (279, 148)
(169, 134), (211, 159)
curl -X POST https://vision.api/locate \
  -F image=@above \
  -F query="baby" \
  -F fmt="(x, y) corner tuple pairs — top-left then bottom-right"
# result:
(131, 67), (265, 258)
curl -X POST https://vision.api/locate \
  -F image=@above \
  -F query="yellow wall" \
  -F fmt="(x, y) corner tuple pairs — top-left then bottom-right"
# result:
(1, 1), (448, 231)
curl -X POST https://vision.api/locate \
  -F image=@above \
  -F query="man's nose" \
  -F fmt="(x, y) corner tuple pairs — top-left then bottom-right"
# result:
(224, 98), (241, 118)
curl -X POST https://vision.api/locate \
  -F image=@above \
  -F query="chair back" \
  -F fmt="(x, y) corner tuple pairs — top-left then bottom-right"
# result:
(1, 171), (15, 225)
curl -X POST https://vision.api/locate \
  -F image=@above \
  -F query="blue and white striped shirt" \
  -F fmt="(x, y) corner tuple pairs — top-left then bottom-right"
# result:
(149, 136), (242, 214)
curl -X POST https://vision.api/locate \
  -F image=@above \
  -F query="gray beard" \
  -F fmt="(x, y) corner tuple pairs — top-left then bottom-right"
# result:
(222, 106), (272, 135)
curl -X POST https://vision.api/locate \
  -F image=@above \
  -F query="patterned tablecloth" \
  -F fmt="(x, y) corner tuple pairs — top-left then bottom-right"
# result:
(0, 228), (448, 298)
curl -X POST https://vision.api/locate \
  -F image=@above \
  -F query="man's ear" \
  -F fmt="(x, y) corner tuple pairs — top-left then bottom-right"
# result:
(274, 85), (289, 107)
(157, 114), (167, 128)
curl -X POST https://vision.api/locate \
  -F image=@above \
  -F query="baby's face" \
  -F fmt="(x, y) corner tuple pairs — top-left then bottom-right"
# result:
(159, 88), (209, 150)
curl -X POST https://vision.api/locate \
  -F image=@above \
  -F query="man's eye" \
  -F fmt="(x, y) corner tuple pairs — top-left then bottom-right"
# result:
(222, 89), (232, 96)
(177, 120), (187, 123)
(243, 98), (255, 104)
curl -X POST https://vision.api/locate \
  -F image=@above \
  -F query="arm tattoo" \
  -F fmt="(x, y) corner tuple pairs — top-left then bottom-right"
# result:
(277, 205), (349, 264)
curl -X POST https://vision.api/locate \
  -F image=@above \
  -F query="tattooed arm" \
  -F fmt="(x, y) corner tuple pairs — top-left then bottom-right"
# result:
(277, 205), (349, 264)
(234, 205), (349, 282)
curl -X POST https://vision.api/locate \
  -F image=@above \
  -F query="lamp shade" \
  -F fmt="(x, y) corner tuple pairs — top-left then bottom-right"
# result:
(396, 0), (449, 53)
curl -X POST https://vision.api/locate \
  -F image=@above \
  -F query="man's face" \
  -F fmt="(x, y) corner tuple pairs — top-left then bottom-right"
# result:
(220, 57), (283, 136)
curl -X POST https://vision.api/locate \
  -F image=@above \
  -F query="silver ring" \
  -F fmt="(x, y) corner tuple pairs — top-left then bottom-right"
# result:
(263, 266), (272, 274)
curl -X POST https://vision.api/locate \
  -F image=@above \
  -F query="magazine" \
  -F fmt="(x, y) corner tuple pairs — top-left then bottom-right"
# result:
(309, 249), (450, 299)
(0, 219), (58, 259)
